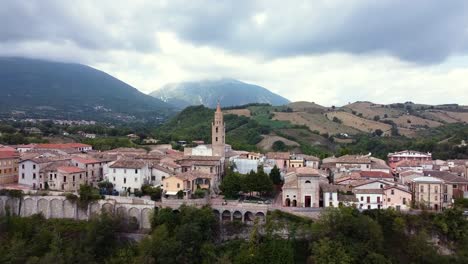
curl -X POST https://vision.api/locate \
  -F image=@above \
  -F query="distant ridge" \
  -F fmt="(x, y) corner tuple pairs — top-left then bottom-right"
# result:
(150, 78), (290, 108)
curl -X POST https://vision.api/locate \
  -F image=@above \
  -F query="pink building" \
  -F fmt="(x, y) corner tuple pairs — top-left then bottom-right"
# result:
(388, 150), (432, 168)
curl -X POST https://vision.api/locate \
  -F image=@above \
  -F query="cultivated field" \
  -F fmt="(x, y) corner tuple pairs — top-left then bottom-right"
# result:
(386, 115), (443, 129)
(273, 112), (360, 135)
(257, 135), (300, 150)
(325, 111), (392, 135)
(343, 101), (405, 119)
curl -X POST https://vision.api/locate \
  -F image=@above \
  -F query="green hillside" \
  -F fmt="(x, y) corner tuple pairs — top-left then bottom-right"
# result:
(0, 57), (174, 122)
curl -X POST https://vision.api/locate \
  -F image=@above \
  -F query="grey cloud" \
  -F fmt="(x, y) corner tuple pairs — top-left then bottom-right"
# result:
(163, 0), (468, 64)
(1, 0), (468, 64)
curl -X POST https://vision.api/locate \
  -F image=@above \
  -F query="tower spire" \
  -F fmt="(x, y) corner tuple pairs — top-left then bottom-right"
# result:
(216, 99), (221, 112)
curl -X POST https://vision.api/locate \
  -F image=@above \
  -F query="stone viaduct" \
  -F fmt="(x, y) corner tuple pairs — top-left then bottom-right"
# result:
(0, 196), (270, 230)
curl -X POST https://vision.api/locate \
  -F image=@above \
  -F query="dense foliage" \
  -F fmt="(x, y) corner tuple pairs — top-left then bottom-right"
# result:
(1, 205), (467, 263)
(220, 167), (274, 198)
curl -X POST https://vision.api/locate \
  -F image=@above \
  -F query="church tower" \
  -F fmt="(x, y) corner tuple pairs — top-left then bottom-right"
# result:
(212, 101), (225, 157)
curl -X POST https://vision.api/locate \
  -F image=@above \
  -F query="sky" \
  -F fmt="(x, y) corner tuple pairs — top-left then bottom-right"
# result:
(1, 0), (468, 106)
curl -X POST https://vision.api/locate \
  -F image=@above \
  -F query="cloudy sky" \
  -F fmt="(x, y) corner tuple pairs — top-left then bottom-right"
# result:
(1, 0), (468, 106)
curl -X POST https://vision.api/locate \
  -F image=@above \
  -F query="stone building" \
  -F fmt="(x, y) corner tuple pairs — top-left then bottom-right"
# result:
(282, 167), (322, 207)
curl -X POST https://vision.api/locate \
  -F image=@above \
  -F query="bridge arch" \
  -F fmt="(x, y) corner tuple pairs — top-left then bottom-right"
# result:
(50, 199), (64, 218)
(233, 211), (243, 221)
(222, 210), (231, 221)
(22, 198), (35, 216)
(37, 198), (49, 217)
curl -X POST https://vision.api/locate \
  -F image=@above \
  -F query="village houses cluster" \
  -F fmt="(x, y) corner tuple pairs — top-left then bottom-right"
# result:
(1, 103), (467, 212)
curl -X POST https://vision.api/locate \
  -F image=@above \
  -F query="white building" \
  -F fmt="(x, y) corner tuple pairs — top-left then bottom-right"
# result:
(106, 159), (151, 193)
(19, 157), (70, 189)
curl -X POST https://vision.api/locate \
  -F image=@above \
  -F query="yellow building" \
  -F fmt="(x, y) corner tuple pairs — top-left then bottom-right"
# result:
(162, 171), (212, 198)
(0, 147), (20, 184)
(411, 176), (443, 211)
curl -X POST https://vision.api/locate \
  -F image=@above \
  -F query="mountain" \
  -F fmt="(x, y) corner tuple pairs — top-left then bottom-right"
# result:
(0, 57), (173, 122)
(150, 78), (290, 108)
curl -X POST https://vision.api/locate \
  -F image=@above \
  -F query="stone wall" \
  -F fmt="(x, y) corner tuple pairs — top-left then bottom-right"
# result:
(0, 195), (154, 230)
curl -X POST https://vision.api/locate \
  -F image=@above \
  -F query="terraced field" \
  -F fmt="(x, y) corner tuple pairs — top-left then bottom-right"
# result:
(273, 111), (360, 135)
(325, 111), (392, 135)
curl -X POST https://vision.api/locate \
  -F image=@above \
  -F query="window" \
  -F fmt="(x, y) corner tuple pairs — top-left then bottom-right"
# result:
(367, 205), (371, 209)
(33, 173), (36, 179)
(64, 176), (66, 182)
(216, 127), (218, 133)
(124, 178), (126, 184)
(387, 198), (391, 202)
(453, 184), (458, 189)
(360, 196), (363, 201)
(305, 180), (311, 184)
(367, 196), (370, 203)
(79, 174), (82, 179)
(435, 186), (438, 193)
(73, 175), (75, 181)
(435, 195), (438, 201)
(113, 177), (116, 181)
(22, 173), (24, 179)
(215, 137), (218, 142)
(420, 186), (424, 193)
(135, 177), (137, 182)
(33, 164), (36, 169)
(113, 169), (116, 173)
(391, 190), (395, 195)
(177, 183), (180, 188)
(377, 197), (381, 203)
(22, 164), (24, 169)
(380, 184), (383, 189)
(403, 198), (406, 205)
(135, 169), (138, 174)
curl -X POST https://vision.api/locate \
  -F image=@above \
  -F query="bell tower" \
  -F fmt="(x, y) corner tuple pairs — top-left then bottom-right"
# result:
(212, 101), (225, 157)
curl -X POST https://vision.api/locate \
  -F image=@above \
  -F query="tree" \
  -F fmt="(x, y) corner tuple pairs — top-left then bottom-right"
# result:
(374, 115), (380, 121)
(312, 238), (352, 264)
(375, 129), (383, 137)
(272, 140), (287, 151)
(219, 171), (242, 198)
(269, 165), (282, 185)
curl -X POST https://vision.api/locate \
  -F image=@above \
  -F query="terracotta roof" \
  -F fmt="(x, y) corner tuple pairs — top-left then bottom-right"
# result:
(295, 167), (321, 176)
(57, 166), (85, 174)
(72, 156), (101, 164)
(424, 170), (468, 184)
(109, 159), (146, 169)
(151, 164), (174, 174)
(320, 183), (349, 192)
(266, 152), (290, 160)
(21, 157), (70, 164)
(359, 171), (393, 179)
(35, 143), (91, 149)
(335, 155), (371, 164)
(0, 146), (16, 152)
(40, 160), (72, 172)
(0, 151), (19, 159)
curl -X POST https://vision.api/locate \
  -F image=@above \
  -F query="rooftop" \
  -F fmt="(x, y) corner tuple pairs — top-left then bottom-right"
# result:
(57, 166), (85, 174)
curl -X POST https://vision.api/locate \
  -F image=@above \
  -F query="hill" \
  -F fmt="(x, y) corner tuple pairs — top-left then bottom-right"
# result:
(150, 78), (290, 108)
(0, 57), (173, 122)
(150, 97), (468, 160)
